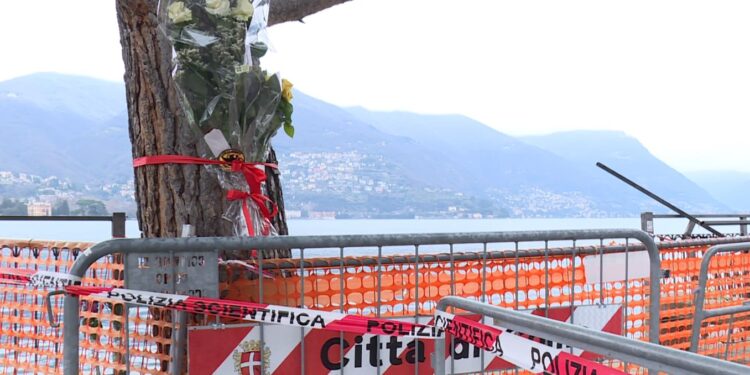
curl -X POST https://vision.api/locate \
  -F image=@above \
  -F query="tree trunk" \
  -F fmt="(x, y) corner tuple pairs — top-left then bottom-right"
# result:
(116, 1), (293, 249)
(117, 0), (230, 238)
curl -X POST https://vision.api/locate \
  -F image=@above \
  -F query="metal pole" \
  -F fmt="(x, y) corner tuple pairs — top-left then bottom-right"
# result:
(597, 162), (723, 236)
(169, 224), (193, 375)
(170, 311), (188, 374)
(63, 290), (81, 374)
(435, 297), (749, 375)
(111, 212), (126, 238)
(740, 217), (747, 236)
(641, 212), (654, 234)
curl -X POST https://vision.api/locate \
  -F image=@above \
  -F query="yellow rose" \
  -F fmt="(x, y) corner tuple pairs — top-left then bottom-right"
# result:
(168, 1), (192, 23)
(232, 0), (254, 21)
(205, 0), (231, 16)
(282, 79), (293, 102)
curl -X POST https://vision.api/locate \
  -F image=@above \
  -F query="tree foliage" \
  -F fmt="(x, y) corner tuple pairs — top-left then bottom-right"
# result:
(0, 198), (26, 215)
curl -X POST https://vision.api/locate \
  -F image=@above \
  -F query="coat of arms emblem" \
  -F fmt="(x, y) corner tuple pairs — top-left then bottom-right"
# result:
(233, 340), (271, 375)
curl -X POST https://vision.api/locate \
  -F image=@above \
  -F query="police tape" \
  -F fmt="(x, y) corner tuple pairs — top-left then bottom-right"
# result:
(63, 286), (626, 374)
(433, 311), (626, 375)
(64, 286), (443, 339)
(0, 267), (81, 288)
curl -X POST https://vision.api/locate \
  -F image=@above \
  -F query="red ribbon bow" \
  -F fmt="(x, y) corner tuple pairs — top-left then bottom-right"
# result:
(133, 155), (278, 236)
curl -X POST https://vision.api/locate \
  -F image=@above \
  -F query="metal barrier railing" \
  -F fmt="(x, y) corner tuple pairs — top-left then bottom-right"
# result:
(640, 211), (750, 237)
(690, 242), (750, 356)
(433, 296), (749, 375)
(58, 229), (661, 375)
(0, 212), (127, 238)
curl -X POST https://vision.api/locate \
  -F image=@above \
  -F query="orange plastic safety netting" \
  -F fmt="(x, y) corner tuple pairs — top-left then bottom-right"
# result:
(660, 242), (750, 362)
(225, 245), (652, 342)
(0, 239), (174, 375)
(223, 240), (750, 364)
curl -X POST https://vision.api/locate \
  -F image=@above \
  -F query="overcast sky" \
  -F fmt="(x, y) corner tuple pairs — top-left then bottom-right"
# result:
(2, 0), (749, 172)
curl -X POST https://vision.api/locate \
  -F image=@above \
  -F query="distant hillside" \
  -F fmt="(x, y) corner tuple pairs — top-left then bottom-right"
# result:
(0, 73), (728, 217)
(521, 131), (727, 213)
(0, 73), (131, 183)
(687, 171), (750, 211)
(351, 111), (725, 215)
(345, 108), (591, 195)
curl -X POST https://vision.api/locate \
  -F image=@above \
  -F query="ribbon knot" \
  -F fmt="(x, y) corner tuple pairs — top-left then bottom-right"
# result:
(132, 154), (279, 237)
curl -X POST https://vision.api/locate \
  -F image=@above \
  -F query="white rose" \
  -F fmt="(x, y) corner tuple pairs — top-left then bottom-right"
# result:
(168, 1), (192, 23)
(205, 0), (231, 16)
(232, 0), (254, 21)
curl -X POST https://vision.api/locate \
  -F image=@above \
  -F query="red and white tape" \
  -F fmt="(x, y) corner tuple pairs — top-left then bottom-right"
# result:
(65, 286), (443, 339)
(0, 267), (81, 287)
(65, 286), (628, 374)
(433, 311), (626, 375)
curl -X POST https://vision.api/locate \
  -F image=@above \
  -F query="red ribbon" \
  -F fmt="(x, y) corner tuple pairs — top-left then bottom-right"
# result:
(133, 155), (278, 236)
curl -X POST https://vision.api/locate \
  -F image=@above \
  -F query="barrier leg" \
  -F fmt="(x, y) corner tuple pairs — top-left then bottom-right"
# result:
(433, 334), (446, 375)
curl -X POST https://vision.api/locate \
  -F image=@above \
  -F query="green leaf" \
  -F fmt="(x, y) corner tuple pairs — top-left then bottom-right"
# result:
(283, 122), (295, 138)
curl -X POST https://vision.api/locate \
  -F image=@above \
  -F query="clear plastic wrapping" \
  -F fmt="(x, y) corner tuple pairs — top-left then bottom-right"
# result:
(159, 0), (293, 237)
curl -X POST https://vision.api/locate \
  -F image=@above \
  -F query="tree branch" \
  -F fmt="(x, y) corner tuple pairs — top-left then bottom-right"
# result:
(269, 0), (352, 26)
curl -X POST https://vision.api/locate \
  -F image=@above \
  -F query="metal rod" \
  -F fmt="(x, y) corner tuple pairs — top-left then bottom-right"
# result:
(724, 314), (735, 361)
(480, 242), (487, 375)
(376, 246), (382, 375)
(449, 243), (455, 374)
(651, 214), (750, 219)
(414, 244), (419, 375)
(599, 238), (608, 306)
(435, 297), (749, 375)
(169, 310), (188, 374)
(259, 247), (266, 375)
(0, 215), (123, 221)
(300, 248), (306, 375)
(339, 246), (344, 375)
(570, 240), (576, 331)
(701, 220), (750, 226)
(544, 241), (549, 316)
(597, 162), (723, 236)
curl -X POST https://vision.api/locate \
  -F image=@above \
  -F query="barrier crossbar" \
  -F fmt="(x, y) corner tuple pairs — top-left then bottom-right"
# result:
(434, 296), (749, 375)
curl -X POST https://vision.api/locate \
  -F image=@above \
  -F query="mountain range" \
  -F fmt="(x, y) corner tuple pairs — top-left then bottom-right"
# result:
(0, 73), (744, 217)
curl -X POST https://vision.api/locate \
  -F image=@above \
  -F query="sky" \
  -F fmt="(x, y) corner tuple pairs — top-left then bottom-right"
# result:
(2, 0), (749, 173)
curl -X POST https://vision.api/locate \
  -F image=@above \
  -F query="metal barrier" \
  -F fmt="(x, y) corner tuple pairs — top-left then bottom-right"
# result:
(690, 242), (750, 357)
(434, 296), (749, 375)
(58, 229), (661, 374)
(4, 232), (750, 373)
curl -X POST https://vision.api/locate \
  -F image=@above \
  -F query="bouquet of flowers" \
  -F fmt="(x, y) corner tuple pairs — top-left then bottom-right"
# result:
(159, 0), (293, 237)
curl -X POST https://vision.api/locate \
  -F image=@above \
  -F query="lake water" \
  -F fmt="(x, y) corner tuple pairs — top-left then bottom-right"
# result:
(0, 217), (714, 243)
